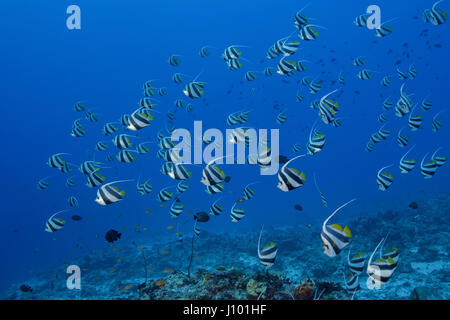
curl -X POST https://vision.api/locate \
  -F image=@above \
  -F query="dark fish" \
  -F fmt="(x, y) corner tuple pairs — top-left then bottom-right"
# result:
(294, 204), (303, 211)
(20, 285), (32, 293)
(194, 211), (210, 223)
(434, 43), (442, 48)
(105, 229), (122, 243)
(409, 202), (419, 209)
(224, 176), (231, 183)
(71, 215), (83, 221)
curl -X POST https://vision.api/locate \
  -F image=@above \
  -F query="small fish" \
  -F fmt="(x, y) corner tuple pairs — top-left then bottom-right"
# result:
(257, 225), (278, 268)
(376, 165), (394, 191)
(277, 155), (306, 192)
(321, 199), (355, 257)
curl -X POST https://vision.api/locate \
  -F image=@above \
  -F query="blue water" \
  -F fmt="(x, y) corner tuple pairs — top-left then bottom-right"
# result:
(0, 0), (448, 296)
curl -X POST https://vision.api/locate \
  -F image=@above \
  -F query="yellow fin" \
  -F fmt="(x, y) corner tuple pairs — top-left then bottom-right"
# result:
(330, 224), (343, 231)
(343, 225), (352, 238)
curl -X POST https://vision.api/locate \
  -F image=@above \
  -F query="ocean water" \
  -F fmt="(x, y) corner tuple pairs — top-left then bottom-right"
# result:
(0, 0), (449, 300)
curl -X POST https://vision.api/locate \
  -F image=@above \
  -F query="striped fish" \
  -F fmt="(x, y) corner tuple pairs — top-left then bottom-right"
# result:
(230, 202), (245, 222)
(432, 110), (445, 132)
(277, 57), (297, 75)
(376, 165), (394, 190)
(307, 121), (325, 155)
(227, 58), (243, 70)
(397, 68), (408, 80)
(45, 210), (69, 232)
(95, 180), (132, 206)
(176, 182), (189, 194)
(399, 146), (417, 173)
(296, 60), (308, 72)
(157, 187), (174, 202)
(167, 163), (192, 180)
(120, 114), (130, 127)
(169, 198), (184, 219)
(86, 171), (106, 188)
(343, 272), (359, 291)
(95, 141), (108, 152)
(257, 147), (272, 168)
(37, 178), (51, 190)
(222, 46), (243, 60)
(74, 102), (87, 112)
(370, 131), (382, 144)
(408, 64), (418, 79)
(136, 142), (151, 154)
(245, 71), (257, 81)
(381, 76), (392, 87)
(136, 178), (152, 195)
(293, 144), (302, 153)
(264, 67), (275, 76)
(299, 24), (322, 41)
(241, 182), (259, 201)
(199, 46), (211, 58)
(172, 73), (184, 84)
(421, 153), (438, 178)
(117, 149), (137, 163)
(174, 99), (186, 108)
(367, 238), (398, 287)
(429, 0), (448, 26)
(59, 162), (72, 174)
(378, 113), (388, 123)
(158, 87), (168, 96)
(85, 111), (99, 122)
(276, 111), (288, 124)
(79, 161), (102, 175)
(281, 40), (300, 56)
(357, 69), (373, 80)
(354, 14), (368, 27)
(421, 98), (432, 111)
(382, 98), (393, 110)
(71, 126), (86, 138)
(321, 199), (355, 257)
(432, 147), (446, 167)
(139, 97), (156, 109)
(143, 87), (155, 97)
(308, 80), (323, 94)
(353, 57), (366, 66)
(366, 141), (375, 152)
(375, 23), (393, 38)
(168, 54), (181, 66)
(318, 90), (339, 124)
(205, 183), (225, 194)
(257, 225), (278, 268)
(408, 105), (423, 131)
(209, 198), (224, 216)
(277, 155), (306, 192)
(294, 6), (309, 28)
(348, 248), (366, 274)
(68, 196), (78, 208)
(266, 45), (279, 59)
(201, 157), (226, 186)
(66, 176), (76, 188)
(333, 118), (344, 128)
(183, 81), (206, 99)
(113, 134), (134, 149)
(127, 108), (154, 131)
(296, 92), (304, 102)
(397, 128), (409, 148)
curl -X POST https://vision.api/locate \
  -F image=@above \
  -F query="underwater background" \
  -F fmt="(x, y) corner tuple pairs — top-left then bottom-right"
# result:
(0, 0), (449, 300)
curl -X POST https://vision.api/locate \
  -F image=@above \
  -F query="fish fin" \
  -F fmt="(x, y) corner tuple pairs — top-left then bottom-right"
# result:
(344, 225), (352, 238)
